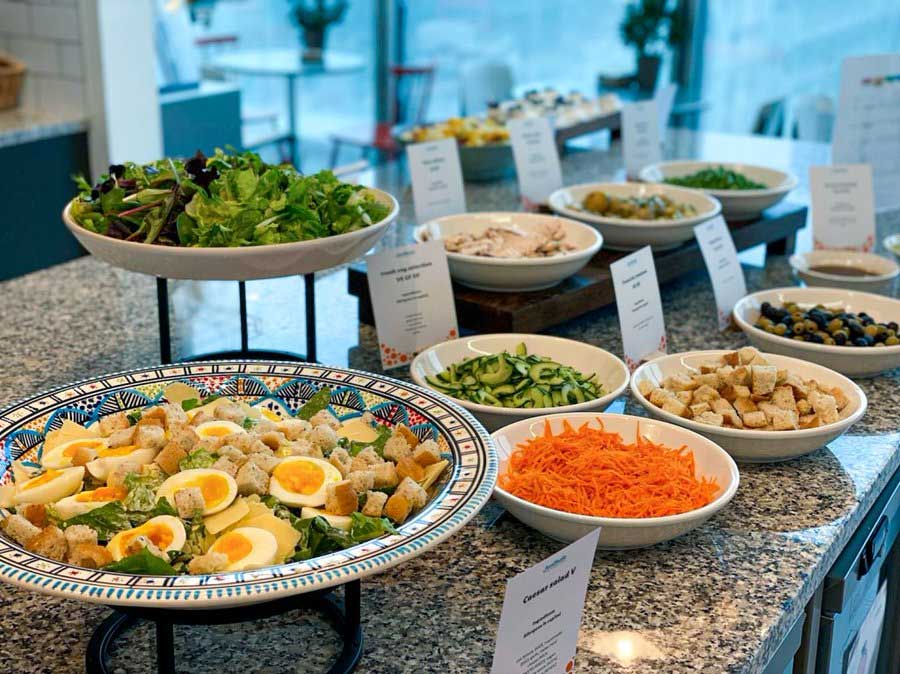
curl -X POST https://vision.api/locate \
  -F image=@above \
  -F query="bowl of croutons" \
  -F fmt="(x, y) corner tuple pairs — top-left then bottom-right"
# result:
(630, 347), (867, 463)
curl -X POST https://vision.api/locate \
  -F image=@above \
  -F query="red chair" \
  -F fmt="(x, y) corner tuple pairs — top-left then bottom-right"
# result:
(329, 64), (435, 167)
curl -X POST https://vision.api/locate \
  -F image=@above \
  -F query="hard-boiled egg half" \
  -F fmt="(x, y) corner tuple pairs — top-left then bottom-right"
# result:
(86, 445), (159, 482)
(15, 466), (84, 505)
(157, 468), (237, 516)
(208, 527), (278, 572)
(55, 485), (127, 519)
(194, 420), (245, 440)
(269, 456), (342, 508)
(41, 437), (109, 469)
(107, 515), (186, 562)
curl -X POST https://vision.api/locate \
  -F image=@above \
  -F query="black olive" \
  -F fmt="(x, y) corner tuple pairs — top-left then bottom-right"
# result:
(810, 314), (827, 329)
(109, 164), (125, 178)
(848, 321), (864, 338)
(854, 337), (869, 347)
(833, 332), (847, 345)
(761, 301), (772, 316)
(90, 189), (100, 201)
(864, 334), (875, 345)
(889, 322), (899, 332)
(810, 333), (825, 344)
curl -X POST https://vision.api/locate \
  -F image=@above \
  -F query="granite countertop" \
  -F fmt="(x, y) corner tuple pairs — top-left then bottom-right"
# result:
(0, 106), (87, 149)
(1, 130), (899, 674)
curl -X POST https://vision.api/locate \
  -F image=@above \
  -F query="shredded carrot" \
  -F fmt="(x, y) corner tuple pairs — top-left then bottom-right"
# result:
(498, 419), (719, 518)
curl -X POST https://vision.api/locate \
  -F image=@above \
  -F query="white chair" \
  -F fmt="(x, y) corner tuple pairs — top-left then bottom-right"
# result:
(459, 61), (514, 116)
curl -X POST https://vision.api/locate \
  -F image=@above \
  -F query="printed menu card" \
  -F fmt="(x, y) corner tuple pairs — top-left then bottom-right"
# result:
(507, 116), (564, 208)
(491, 528), (601, 674)
(407, 138), (467, 224)
(833, 53), (900, 210)
(365, 239), (459, 369)
(694, 216), (747, 330)
(610, 246), (667, 371)
(621, 99), (662, 179)
(809, 164), (876, 251)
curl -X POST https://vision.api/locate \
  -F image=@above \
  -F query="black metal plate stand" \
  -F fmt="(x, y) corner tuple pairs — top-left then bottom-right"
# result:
(156, 274), (317, 364)
(85, 580), (362, 674)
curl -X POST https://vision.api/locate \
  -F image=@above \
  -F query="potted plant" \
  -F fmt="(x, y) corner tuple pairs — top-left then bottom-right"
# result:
(619, 0), (681, 91)
(291, 0), (349, 63)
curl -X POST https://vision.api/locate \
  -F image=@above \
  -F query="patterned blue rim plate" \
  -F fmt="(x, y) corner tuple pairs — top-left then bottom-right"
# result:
(0, 361), (497, 608)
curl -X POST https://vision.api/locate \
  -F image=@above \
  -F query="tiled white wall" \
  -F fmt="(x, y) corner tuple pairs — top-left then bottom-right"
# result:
(0, 0), (85, 115)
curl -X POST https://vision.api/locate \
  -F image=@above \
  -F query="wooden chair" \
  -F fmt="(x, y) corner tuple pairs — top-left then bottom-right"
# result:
(329, 64), (435, 167)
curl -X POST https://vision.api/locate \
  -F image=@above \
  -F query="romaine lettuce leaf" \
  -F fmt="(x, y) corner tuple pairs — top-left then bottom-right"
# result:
(104, 547), (177, 575)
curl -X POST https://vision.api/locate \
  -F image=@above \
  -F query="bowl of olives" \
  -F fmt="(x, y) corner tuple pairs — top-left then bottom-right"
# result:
(733, 287), (900, 377)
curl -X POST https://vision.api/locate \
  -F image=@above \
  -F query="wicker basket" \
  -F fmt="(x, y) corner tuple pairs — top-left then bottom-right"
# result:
(0, 54), (26, 111)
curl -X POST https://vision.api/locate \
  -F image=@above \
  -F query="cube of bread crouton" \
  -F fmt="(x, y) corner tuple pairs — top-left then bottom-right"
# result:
(772, 386), (797, 412)
(712, 398), (743, 428)
(771, 408), (798, 431)
(187, 551), (229, 575)
(395, 477), (427, 508)
(743, 411), (768, 428)
(134, 424), (166, 451)
(372, 462), (400, 488)
(689, 402), (711, 417)
(63, 524), (98, 551)
(19, 503), (48, 528)
(413, 440), (441, 467)
(107, 461), (142, 489)
(720, 385), (741, 402)
(246, 452), (280, 475)
(98, 412), (130, 436)
(724, 366), (750, 387)
(637, 380), (655, 397)
(361, 491), (388, 517)
(784, 374), (808, 398)
(699, 360), (721, 374)
(212, 456), (239, 478)
(808, 391), (839, 425)
(649, 388), (675, 406)
(25, 525), (67, 561)
(799, 414), (820, 429)
(663, 374), (699, 392)
(383, 436), (412, 462)
(107, 427), (136, 449)
(738, 347), (759, 364)
(797, 399), (812, 415)
(396, 457), (425, 482)
(829, 386), (849, 411)
(733, 397), (758, 417)
(154, 443), (188, 476)
(325, 480), (358, 516)
(384, 493), (412, 523)
(751, 366), (778, 396)
(757, 402), (780, 423)
(692, 385), (720, 404)
(722, 351), (740, 366)
(328, 447), (352, 477)
(394, 425), (421, 449)
(168, 427), (200, 453)
(695, 411), (725, 427)
(661, 397), (690, 418)
(749, 353), (771, 366)
(235, 461), (269, 496)
(697, 373), (721, 388)
(67, 543), (113, 569)
(775, 369), (788, 385)
(675, 390), (694, 405)
(2, 514), (41, 546)
(174, 487), (206, 519)
(348, 470), (375, 494)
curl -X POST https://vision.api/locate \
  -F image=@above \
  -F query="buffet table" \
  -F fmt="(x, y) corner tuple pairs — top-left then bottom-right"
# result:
(1, 130), (899, 673)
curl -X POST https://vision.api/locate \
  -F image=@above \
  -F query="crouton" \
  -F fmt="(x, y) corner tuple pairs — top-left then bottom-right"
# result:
(808, 391), (839, 425)
(663, 374), (699, 391)
(396, 457), (426, 482)
(413, 440), (441, 467)
(692, 385), (720, 404)
(285, 440), (322, 459)
(699, 360), (721, 374)
(246, 452), (279, 474)
(215, 445), (246, 464)
(695, 411), (725, 427)
(259, 431), (287, 451)
(724, 366), (750, 387)
(772, 386), (797, 412)
(70, 445), (97, 466)
(775, 369), (788, 384)
(757, 402), (780, 423)
(168, 427), (200, 453)
(797, 399), (812, 415)
(154, 443), (187, 476)
(162, 403), (189, 428)
(134, 425), (166, 451)
(743, 411), (768, 428)
(190, 410), (214, 426)
(212, 456), (239, 478)
(187, 551), (229, 575)
(649, 388), (675, 406)
(829, 386), (850, 411)
(64, 524), (98, 550)
(67, 543), (113, 569)
(347, 470), (375, 494)
(309, 425), (338, 451)
(309, 410), (341, 431)
(733, 398), (758, 417)
(372, 462), (400, 488)
(361, 491), (388, 517)
(395, 477), (427, 508)
(328, 447), (352, 477)
(19, 503), (48, 528)
(383, 436), (412, 463)
(675, 390), (694, 405)
(689, 402), (711, 417)
(749, 353), (771, 366)
(383, 493), (412, 523)
(697, 373), (720, 388)
(25, 525), (67, 561)
(277, 419), (313, 441)
(98, 412), (130, 436)
(213, 401), (246, 424)
(712, 398), (743, 428)
(799, 414), (820, 429)
(661, 397), (690, 418)
(394, 425), (421, 449)
(350, 446), (383, 472)
(107, 461), (142, 489)
(637, 380), (655, 397)
(107, 427), (137, 449)
(722, 351), (741, 366)
(325, 480), (358, 516)
(221, 433), (254, 453)
(751, 366), (778, 396)
(174, 487), (206, 519)
(235, 461), (269, 496)
(2, 514), (41, 545)
(720, 385), (742, 402)
(738, 347), (759, 364)
(784, 374), (808, 398)
(771, 408), (798, 431)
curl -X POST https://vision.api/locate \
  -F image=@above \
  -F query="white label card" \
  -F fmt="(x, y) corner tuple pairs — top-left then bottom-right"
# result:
(610, 246), (667, 371)
(491, 528), (600, 674)
(694, 216), (747, 330)
(365, 239), (459, 369)
(655, 83), (678, 138)
(809, 164), (876, 251)
(621, 99), (662, 179)
(407, 138), (467, 224)
(507, 116), (564, 208)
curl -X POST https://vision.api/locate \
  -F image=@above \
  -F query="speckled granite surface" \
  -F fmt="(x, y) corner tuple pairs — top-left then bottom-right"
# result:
(0, 106), (87, 148)
(1, 131), (899, 674)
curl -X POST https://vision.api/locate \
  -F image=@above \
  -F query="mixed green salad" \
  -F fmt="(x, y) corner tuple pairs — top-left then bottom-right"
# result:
(70, 149), (391, 247)
(663, 166), (767, 190)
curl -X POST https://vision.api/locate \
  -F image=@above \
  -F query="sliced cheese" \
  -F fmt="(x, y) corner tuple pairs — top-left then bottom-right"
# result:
(301, 507), (352, 531)
(236, 512), (301, 562)
(420, 459), (449, 491)
(162, 382), (201, 405)
(204, 497), (250, 535)
(43, 420), (98, 452)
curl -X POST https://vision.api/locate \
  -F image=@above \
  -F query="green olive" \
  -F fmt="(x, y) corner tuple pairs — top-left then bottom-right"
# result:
(793, 322), (806, 334)
(774, 324), (787, 335)
(864, 324), (879, 337)
(827, 318), (843, 333)
(886, 335), (899, 346)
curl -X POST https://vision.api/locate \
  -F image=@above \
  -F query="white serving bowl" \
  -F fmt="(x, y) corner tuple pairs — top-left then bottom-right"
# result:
(492, 412), (739, 549)
(410, 334), (629, 432)
(639, 160), (797, 221)
(63, 188), (399, 281)
(548, 181), (721, 250)
(413, 212), (603, 292)
(631, 350), (867, 463)
(733, 287), (900, 377)
(789, 250), (899, 296)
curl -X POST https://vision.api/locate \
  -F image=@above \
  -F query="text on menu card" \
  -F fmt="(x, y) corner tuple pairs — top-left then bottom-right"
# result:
(507, 116), (564, 209)
(406, 138), (467, 224)
(609, 246), (667, 371)
(491, 528), (601, 674)
(365, 239), (458, 369)
(621, 99), (662, 179)
(694, 216), (747, 331)
(809, 164), (876, 252)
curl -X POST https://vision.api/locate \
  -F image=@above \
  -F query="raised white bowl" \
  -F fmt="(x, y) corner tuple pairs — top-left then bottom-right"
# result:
(631, 350), (867, 463)
(492, 412), (739, 549)
(733, 287), (900, 377)
(789, 250), (899, 296)
(548, 181), (721, 250)
(639, 160), (797, 221)
(410, 334), (629, 432)
(63, 188), (399, 281)
(413, 212), (603, 292)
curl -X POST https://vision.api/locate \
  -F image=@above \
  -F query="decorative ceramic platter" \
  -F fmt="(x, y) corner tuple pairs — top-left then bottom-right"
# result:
(0, 361), (496, 608)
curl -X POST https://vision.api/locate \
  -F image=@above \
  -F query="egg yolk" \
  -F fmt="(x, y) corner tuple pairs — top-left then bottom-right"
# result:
(97, 444), (138, 457)
(22, 469), (62, 490)
(273, 461), (324, 495)
(183, 474), (231, 507)
(212, 532), (252, 563)
(120, 522), (174, 552)
(76, 486), (127, 502)
(62, 440), (106, 457)
(200, 426), (234, 438)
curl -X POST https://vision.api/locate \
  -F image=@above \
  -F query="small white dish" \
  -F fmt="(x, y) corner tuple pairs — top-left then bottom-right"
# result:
(548, 181), (720, 250)
(789, 250), (899, 296)
(631, 350), (867, 462)
(410, 334), (629, 432)
(413, 212), (603, 292)
(733, 287), (900, 377)
(491, 412), (739, 549)
(63, 188), (399, 281)
(639, 160), (797, 220)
